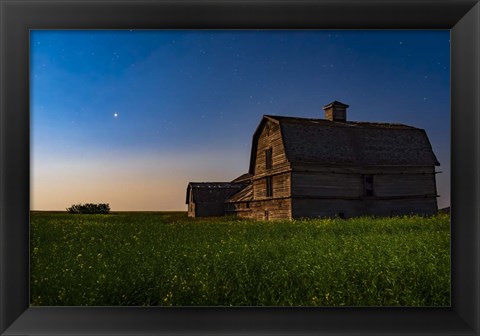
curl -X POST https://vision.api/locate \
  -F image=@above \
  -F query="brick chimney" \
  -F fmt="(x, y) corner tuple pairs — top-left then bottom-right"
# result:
(323, 101), (349, 122)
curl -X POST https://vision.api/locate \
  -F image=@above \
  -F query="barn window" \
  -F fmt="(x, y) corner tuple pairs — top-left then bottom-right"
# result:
(363, 175), (374, 196)
(266, 176), (273, 197)
(265, 148), (273, 170)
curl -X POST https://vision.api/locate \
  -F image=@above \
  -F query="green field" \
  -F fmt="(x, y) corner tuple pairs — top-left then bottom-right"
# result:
(30, 212), (450, 306)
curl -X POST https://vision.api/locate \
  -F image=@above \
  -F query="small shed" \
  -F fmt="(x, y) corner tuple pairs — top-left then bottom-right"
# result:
(185, 182), (246, 217)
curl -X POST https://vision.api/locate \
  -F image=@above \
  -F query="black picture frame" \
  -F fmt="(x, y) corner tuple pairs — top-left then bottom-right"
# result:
(1, 0), (479, 335)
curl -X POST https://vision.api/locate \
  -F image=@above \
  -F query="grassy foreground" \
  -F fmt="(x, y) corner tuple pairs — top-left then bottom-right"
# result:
(30, 212), (450, 306)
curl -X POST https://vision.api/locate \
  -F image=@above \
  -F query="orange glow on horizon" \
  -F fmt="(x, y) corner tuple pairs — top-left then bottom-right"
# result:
(31, 149), (248, 211)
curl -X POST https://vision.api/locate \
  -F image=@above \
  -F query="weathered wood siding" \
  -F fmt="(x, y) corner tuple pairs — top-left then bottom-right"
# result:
(254, 120), (290, 177)
(374, 174), (436, 197)
(253, 173), (291, 200)
(289, 165), (438, 218)
(187, 187), (195, 217)
(292, 172), (362, 198)
(225, 202), (251, 218)
(188, 202), (195, 217)
(226, 199), (292, 220)
(292, 198), (438, 219)
(247, 119), (293, 220)
(291, 166), (437, 198)
(250, 198), (292, 220)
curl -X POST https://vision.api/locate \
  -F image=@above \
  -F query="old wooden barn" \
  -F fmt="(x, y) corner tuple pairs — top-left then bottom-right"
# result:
(187, 101), (440, 219)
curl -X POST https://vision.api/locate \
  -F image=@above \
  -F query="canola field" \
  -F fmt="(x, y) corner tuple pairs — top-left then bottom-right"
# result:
(30, 212), (450, 306)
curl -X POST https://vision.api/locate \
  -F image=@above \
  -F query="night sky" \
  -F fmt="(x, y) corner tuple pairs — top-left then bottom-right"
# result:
(30, 30), (450, 211)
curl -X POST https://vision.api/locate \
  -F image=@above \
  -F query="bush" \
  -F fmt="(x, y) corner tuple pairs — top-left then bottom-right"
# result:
(66, 203), (110, 214)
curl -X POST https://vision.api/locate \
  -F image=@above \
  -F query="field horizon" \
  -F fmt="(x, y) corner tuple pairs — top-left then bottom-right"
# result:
(31, 206), (452, 213)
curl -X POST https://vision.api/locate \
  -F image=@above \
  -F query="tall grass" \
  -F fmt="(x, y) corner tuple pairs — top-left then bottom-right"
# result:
(30, 212), (450, 306)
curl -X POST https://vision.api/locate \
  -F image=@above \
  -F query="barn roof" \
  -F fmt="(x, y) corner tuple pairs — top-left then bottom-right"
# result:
(185, 182), (247, 204)
(231, 173), (253, 183)
(248, 115), (440, 173)
(226, 183), (253, 203)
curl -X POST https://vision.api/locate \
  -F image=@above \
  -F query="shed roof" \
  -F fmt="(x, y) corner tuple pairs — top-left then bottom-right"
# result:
(231, 173), (253, 183)
(226, 183), (253, 203)
(186, 182), (247, 204)
(248, 115), (439, 173)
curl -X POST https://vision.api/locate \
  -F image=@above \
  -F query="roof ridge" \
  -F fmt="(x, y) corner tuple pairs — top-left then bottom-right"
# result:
(264, 115), (417, 129)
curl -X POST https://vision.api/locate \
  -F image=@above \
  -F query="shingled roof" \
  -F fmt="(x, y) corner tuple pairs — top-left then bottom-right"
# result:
(185, 182), (246, 204)
(249, 115), (440, 174)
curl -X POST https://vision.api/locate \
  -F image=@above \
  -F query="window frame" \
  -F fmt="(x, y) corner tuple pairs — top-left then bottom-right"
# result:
(265, 147), (273, 170)
(266, 176), (273, 197)
(363, 174), (374, 197)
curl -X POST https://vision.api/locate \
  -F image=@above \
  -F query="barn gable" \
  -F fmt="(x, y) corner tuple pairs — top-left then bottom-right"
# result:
(248, 116), (290, 175)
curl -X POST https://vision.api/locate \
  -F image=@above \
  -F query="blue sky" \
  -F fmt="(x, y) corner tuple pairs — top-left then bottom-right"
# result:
(30, 30), (450, 211)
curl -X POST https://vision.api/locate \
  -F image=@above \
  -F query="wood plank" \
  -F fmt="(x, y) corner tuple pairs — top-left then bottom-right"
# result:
(254, 120), (289, 176)
(292, 172), (362, 197)
(375, 174), (436, 196)
(253, 173), (291, 199)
